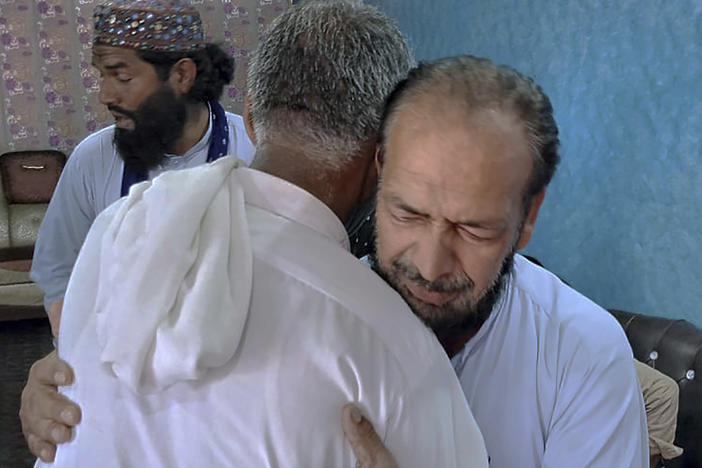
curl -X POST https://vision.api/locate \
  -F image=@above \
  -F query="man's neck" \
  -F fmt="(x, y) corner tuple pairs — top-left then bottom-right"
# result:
(250, 142), (367, 224)
(437, 262), (512, 358)
(171, 102), (210, 156)
(438, 328), (480, 359)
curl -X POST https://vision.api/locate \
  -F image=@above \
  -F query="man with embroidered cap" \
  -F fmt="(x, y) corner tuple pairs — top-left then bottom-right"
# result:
(30, 0), (255, 337)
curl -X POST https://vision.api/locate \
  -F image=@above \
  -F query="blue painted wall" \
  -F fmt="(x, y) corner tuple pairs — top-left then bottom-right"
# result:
(368, 0), (702, 327)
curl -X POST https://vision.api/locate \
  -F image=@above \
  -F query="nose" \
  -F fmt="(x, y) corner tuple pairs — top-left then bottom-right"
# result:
(98, 77), (118, 107)
(411, 225), (459, 283)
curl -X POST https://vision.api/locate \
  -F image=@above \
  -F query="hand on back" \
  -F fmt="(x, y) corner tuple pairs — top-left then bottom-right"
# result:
(342, 404), (399, 468)
(20, 350), (80, 462)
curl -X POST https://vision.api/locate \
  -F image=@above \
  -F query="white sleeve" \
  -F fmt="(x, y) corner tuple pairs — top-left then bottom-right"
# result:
(543, 337), (649, 467)
(385, 357), (489, 468)
(30, 141), (99, 309)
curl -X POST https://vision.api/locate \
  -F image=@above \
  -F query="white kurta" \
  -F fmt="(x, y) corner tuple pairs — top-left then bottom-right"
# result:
(452, 254), (649, 468)
(42, 160), (487, 468)
(30, 111), (255, 309)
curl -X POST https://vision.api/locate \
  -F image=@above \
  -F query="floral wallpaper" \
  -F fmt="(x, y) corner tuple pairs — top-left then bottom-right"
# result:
(0, 0), (289, 155)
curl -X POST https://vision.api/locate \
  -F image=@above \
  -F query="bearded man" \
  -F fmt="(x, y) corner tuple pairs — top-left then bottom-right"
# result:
(343, 56), (649, 468)
(30, 0), (255, 336)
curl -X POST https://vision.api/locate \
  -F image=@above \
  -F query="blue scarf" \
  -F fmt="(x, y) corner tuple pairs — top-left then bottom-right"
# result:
(120, 100), (230, 196)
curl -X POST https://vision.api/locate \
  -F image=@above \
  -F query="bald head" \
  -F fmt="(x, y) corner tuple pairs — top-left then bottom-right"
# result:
(380, 55), (561, 202)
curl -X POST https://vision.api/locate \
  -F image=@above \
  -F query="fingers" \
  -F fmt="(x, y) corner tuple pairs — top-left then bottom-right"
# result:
(30, 389), (80, 440)
(26, 432), (57, 462)
(42, 379), (82, 427)
(19, 350), (81, 461)
(21, 408), (75, 461)
(30, 349), (75, 387)
(342, 404), (398, 468)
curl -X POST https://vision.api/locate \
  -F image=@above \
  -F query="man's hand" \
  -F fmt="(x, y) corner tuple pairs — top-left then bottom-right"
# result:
(47, 299), (64, 338)
(19, 350), (81, 462)
(341, 404), (398, 468)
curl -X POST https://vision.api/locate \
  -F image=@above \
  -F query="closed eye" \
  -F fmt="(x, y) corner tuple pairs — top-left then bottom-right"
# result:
(391, 210), (424, 224)
(457, 225), (501, 242)
(92, 66), (131, 84)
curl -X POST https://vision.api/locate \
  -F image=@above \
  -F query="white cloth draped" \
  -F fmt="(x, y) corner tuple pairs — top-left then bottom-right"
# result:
(95, 157), (252, 393)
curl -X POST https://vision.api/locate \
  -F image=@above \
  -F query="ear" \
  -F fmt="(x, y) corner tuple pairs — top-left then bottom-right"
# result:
(168, 58), (197, 96)
(374, 145), (383, 179)
(243, 94), (257, 145)
(516, 189), (546, 250)
(357, 141), (380, 203)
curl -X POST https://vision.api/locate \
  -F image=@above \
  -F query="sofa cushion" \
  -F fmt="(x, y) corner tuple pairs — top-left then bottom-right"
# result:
(0, 266), (32, 286)
(0, 282), (43, 306)
(8, 204), (47, 248)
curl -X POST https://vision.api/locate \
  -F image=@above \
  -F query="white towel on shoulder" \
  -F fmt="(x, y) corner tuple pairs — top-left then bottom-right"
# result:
(95, 156), (253, 394)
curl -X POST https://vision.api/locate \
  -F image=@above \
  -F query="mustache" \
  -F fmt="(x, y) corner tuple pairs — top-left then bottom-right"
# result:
(107, 105), (138, 121)
(392, 257), (474, 293)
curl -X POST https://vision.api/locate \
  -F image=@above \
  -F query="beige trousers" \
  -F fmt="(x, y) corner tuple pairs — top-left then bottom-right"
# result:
(635, 360), (684, 460)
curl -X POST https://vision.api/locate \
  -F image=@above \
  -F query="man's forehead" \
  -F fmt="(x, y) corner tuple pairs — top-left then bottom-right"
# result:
(383, 91), (467, 149)
(387, 91), (442, 130)
(384, 94), (526, 158)
(92, 45), (139, 65)
(381, 95), (533, 205)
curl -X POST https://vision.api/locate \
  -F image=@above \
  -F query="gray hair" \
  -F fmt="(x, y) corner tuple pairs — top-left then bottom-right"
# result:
(380, 55), (560, 203)
(247, 0), (413, 168)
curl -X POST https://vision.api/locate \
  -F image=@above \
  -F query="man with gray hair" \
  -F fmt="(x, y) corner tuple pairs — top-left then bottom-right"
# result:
(26, 2), (487, 467)
(343, 55), (648, 468)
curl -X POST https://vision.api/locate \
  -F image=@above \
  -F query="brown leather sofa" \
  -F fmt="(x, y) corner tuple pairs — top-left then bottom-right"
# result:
(609, 309), (702, 468)
(0, 150), (66, 320)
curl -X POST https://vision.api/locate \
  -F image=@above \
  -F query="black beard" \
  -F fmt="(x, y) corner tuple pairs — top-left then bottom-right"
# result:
(371, 248), (514, 337)
(112, 84), (188, 173)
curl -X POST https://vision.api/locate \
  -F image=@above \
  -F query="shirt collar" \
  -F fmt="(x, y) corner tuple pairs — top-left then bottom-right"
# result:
(236, 167), (350, 250)
(163, 103), (213, 161)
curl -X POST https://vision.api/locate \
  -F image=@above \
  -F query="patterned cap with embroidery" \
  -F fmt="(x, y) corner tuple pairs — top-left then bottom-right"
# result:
(93, 0), (205, 52)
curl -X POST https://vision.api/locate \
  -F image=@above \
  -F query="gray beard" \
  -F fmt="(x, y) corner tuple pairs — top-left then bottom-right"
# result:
(371, 250), (515, 337)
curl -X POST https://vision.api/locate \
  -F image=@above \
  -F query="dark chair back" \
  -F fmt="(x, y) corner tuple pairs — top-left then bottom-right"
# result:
(0, 150), (67, 204)
(609, 309), (702, 468)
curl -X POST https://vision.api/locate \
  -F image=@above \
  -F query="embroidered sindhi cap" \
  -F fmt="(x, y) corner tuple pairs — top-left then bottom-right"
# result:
(93, 0), (205, 53)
